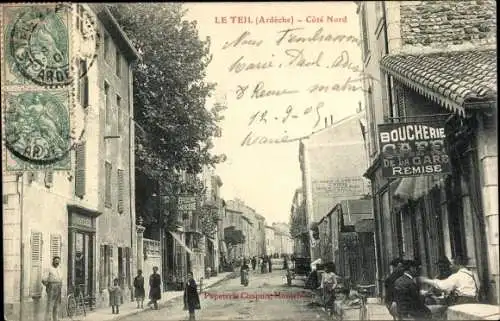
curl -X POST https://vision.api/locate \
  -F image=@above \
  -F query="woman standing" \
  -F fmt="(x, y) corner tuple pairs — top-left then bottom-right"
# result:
(147, 266), (162, 310)
(184, 271), (201, 321)
(133, 269), (145, 308)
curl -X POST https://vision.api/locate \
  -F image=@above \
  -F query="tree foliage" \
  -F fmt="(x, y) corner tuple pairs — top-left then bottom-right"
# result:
(108, 4), (226, 229)
(224, 226), (245, 246)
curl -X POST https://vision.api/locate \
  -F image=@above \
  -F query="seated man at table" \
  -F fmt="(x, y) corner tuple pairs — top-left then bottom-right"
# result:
(419, 255), (479, 305)
(393, 259), (431, 320)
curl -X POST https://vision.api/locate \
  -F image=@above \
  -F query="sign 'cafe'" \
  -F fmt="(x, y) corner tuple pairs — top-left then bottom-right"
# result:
(378, 122), (451, 178)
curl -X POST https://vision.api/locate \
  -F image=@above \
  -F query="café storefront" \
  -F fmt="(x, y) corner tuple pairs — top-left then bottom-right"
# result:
(365, 50), (497, 303)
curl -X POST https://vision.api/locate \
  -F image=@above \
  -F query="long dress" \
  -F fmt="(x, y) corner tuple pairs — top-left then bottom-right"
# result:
(184, 279), (201, 313)
(149, 273), (162, 301)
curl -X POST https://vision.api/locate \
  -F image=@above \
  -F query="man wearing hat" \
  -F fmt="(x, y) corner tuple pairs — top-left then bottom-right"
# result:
(384, 257), (404, 319)
(393, 259), (431, 320)
(419, 255), (479, 305)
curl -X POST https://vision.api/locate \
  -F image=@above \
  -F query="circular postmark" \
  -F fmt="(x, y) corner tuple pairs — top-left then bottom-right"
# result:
(4, 91), (72, 165)
(7, 4), (99, 87)
(9, 5), (72, 87)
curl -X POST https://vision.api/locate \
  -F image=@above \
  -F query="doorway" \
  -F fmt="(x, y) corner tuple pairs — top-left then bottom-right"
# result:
(68, 230), (95, 298)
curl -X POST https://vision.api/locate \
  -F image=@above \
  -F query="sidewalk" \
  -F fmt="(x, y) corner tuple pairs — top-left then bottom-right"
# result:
(61, 272), (237, 321)
(320, 298), (394, 320)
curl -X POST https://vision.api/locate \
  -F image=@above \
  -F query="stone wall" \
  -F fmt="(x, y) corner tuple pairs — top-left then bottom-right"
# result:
(399, 0), (496, 48)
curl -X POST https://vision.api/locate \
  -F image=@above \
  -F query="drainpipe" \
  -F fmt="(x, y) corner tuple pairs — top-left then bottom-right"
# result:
(382, 1), (394, 119)
(128, 63), (135, 299)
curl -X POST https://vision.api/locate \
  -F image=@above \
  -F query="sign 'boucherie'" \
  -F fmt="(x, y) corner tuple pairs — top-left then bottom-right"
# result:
(378, 122), (451, 178)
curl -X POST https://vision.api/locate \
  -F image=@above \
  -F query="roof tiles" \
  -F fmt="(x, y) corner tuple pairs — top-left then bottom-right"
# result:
(380, 49), (497, 113)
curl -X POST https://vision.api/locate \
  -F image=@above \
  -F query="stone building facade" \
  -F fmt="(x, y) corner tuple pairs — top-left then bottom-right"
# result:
(299, 114), (371, 260)
(357, 0), (497, 306)
(2, 4), (139, 320)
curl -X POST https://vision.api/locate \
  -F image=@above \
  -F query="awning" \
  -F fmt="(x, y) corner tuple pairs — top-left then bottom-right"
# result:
(169, 231), (194, 255)
(393, 175), (447, 203)
(380, 49), (497, 116)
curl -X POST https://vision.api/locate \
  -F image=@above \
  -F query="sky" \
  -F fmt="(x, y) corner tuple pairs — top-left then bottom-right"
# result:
(185, 2), (364, 225)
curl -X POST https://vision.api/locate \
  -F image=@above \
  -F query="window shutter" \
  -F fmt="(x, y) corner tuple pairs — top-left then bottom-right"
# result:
(108, 246), (114, 287)
(3, 194), (8, 204)
(30, 232), (43, 297)
(75, 143), (86, 198)
(117, 169), (124, 213)
(105, 162), (112, 208)
(99, 245), (105, 291)
(50, 234), (62, 260)
(79, 59), (89, 108)
(44, 170), (54, 188)
(125, 247), (131, 287)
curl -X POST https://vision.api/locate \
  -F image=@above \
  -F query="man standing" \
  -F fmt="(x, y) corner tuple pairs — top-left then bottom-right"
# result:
(393, 260), (431, 320)
(42, 256), (62, 321)
(384, 258), (404, 318)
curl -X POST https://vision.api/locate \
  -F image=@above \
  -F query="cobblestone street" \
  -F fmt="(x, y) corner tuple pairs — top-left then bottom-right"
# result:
(121, 269), (328, 321)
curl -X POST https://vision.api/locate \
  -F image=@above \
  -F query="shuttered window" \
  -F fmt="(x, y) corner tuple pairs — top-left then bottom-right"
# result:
(79, 59), (89, 108)
(105, 82), (111, 125)
(45, 170), (54, 188)
(75, 142), (86, 198)
(30, 231), (43, 297)
(105, 162), (112, 208)
(50, 234), (62, 260)
(99, 245), (105, 291)
(117, 169), (124, 214)
(116, 95), (122, 133)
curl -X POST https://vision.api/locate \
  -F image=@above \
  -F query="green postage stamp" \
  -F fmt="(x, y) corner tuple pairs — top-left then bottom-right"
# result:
(3, 90), (72, 171)
(2, 4), (74, 171)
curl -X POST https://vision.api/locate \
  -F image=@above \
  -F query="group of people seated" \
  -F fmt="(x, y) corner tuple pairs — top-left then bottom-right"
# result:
(384, 255), (480, 320)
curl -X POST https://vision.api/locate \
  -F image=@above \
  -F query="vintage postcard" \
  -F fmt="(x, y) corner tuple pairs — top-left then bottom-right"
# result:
(2, 2), (498, 321)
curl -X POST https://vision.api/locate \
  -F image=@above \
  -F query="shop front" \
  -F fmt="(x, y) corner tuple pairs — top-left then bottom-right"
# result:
(67, 205), (101, 309)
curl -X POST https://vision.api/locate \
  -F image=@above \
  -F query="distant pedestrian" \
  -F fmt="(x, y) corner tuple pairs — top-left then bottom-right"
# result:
(108, 278), (122, 314)
(184, 271), (201, 321)
(42, 256), (62, 321)
(268, 256), (273, 272)
(283, 256), (289, 270)
(260, 257), (266, 273)
(251, 256), (257, 271)
(133, 269), (145, 309)
(147, 266), (162, 310)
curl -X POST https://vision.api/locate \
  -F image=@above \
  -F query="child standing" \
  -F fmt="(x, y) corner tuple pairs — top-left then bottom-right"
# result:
(133, 270), (145, 308)
(108, 278), (122, 314)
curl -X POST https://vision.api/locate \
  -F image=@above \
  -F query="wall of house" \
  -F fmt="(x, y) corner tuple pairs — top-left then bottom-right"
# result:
(95, 14), (136, 307)
(387, 0), (496, 54)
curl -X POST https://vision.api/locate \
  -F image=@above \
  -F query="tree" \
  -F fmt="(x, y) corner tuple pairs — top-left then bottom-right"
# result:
(224, 226), (245, 259)
(108, 4), (226, 228)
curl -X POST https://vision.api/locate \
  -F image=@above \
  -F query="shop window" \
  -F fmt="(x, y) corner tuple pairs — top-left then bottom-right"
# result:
(117, 169), (124, 213)
(75, 142), (86, 198)
(30, 231), (43, 297)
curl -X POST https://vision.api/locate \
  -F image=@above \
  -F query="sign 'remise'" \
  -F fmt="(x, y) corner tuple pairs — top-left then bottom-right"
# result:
(378, 122), (451, 178)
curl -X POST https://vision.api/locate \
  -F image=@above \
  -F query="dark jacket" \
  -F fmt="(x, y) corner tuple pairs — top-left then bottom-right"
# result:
(133, 275), (145, 299)
(184, 279), (200, 312)
(384, 269), (404, 305)
(149, 273), (162, 300)
(393, 273), (431, 319)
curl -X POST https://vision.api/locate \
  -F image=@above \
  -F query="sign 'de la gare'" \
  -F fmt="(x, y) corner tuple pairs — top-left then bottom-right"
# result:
(378, 122), (451, 178)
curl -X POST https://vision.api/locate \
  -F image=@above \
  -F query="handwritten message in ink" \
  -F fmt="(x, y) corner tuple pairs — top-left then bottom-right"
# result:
(212, 15), (375, 147)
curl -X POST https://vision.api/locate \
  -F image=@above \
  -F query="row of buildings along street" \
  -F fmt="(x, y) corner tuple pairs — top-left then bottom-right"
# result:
(1, 4), (294, 321)
(289, 0), (498, 318)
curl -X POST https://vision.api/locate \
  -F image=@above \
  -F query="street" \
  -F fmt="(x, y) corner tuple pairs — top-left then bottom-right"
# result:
(121, 268), (330, 321)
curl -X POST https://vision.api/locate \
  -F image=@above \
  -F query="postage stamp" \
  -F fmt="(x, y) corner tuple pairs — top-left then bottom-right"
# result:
(3, 90), (71, 171)
(3, 4), (72, 87)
